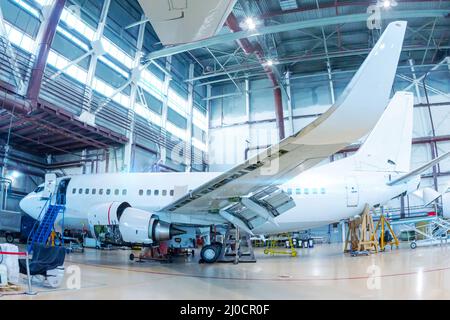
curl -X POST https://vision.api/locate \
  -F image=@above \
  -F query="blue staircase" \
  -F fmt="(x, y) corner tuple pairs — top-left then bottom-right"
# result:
(28, 204), (65, 252)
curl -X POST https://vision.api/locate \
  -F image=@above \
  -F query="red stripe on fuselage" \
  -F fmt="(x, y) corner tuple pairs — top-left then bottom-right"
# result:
(107, 203), (113, 225)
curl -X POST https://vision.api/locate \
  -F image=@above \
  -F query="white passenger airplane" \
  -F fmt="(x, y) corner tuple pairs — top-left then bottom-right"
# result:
(22, 21), (449, 263)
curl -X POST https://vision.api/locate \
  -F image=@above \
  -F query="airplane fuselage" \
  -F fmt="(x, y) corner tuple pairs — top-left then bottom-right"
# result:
(20, 156), (419, 236)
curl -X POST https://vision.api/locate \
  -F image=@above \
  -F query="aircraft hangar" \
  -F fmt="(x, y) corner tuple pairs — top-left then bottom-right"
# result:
(0, 0), (450, 302)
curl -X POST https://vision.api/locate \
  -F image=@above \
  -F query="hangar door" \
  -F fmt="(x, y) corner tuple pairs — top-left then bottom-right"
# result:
(345, 177), (359, 207)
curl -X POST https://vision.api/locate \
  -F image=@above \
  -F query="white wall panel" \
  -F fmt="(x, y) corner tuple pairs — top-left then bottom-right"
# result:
(437, 141), (450, 172)
(208, 125), (250, 172)
(431, 104), (450, 136)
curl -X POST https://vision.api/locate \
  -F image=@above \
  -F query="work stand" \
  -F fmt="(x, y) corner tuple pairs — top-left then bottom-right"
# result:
(216, 226), (256, 264)
(344, 204), (379, 254)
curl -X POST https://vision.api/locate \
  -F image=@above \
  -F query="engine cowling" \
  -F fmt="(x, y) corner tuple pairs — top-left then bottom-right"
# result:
(87, 202), (185, 244)
(119, 207), (185, 244)
(88, 202), (131, 226)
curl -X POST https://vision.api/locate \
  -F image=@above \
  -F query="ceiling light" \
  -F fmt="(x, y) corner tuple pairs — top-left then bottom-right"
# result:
(245, 17), (256, 31)
(6, 170), (20, 183)
(382, 0), (391, 8)
(10, 171), (20, 179)
(266, 59), (274, 67)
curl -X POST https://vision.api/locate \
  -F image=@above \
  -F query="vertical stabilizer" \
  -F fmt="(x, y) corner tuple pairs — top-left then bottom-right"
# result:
(356, 92), (415, 172)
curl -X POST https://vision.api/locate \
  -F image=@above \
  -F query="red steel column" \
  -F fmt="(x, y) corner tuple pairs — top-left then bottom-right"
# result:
(26, 0), (66, 104)
(225, 13), (285, 140)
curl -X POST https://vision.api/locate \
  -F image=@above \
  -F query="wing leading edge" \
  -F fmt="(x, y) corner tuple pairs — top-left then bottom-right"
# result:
(159, 21), (407, 231)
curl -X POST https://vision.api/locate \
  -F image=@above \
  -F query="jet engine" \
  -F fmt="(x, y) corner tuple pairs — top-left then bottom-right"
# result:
(119, 208), (185, 244)
(87, 202), (185, 244)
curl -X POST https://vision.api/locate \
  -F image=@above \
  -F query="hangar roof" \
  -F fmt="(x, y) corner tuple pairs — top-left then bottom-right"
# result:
(69, 0), (450, 85)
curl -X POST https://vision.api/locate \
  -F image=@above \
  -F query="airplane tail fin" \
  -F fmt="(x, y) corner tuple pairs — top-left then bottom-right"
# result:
(355, 91), (415, 173)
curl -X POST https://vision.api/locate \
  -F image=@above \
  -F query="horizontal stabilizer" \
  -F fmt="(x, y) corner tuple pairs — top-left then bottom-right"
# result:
(388, 152), (450, 186)
(412, 188), (443, 206)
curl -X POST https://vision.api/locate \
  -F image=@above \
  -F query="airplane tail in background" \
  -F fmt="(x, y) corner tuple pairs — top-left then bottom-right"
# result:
(355, 91), (415, 173)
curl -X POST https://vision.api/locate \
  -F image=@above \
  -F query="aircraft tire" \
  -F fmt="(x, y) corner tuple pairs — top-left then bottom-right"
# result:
(200, 244), (221, 264)
(5, 233), (14, 244)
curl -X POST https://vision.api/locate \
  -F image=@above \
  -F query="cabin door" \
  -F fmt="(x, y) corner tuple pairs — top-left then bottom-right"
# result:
(43, 173), (57, 200)
(345, 177), (359, 207)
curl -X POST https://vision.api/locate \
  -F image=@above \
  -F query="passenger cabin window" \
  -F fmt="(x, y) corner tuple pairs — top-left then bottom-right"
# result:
(304, 188), (309, 195)
(106, 189), (111, 195)
(85, 189), (89, 195)
(154, 190), (159, 196)
(92, 189), (96, 195)
(72, 188), (76, 194)
(139, 190), (144, 196)
(114, 189), (119, 196)
(170, 190), (174, 196)
(122, 189), (127, 196)
(312, 188), (318, 195)
(78, 188), (83, 194)
(99, 189), (103, 195)
(320, 188), (326, 195)
(296, 188), (301, 195)
(162, 190), (167, 196)
(287, 188), (292, 195)
(146, 190), (151, 196)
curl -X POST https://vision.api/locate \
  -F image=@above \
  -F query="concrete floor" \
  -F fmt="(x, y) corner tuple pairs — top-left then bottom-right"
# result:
(2, 243), (450, 300)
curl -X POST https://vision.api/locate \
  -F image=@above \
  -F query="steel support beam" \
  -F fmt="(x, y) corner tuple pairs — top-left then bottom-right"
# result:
(185, 63), (195, 172)
(26, 0), (66, 104)
(327, 61), (336, 104)
(187, 47), (450, 84)
(225, 12), (285, 140)
(123, 13), (146, 173)
(403, 57), (449, 91)
(285, 71), (295, 136)
(85, 0), (111, 112)
(408, 59), (423, 103)
(159, 56), (172, 164)
(146, 10), (450, 61)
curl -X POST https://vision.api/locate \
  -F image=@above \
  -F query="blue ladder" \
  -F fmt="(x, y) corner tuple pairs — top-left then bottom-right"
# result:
(28, 204), (65, 252)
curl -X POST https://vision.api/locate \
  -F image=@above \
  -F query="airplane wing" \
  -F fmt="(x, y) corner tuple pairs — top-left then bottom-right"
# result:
(138, 0), (236, 45)
(158, 21), (407, 233)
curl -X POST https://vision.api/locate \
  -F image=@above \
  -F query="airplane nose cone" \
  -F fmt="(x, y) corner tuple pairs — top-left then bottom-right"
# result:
(19, 196), (33, 216)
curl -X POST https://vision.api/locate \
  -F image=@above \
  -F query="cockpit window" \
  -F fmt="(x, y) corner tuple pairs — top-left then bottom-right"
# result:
(34, 186), (44, 193)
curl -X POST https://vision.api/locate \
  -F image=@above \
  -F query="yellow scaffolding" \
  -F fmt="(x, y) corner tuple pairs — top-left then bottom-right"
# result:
(371, 214), (399, 251)
(264, 233), (298, 257)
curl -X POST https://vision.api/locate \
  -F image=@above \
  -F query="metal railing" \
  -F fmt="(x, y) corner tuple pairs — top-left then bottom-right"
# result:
(26, 195), (51, 252)
(0, 250), (35, 295)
